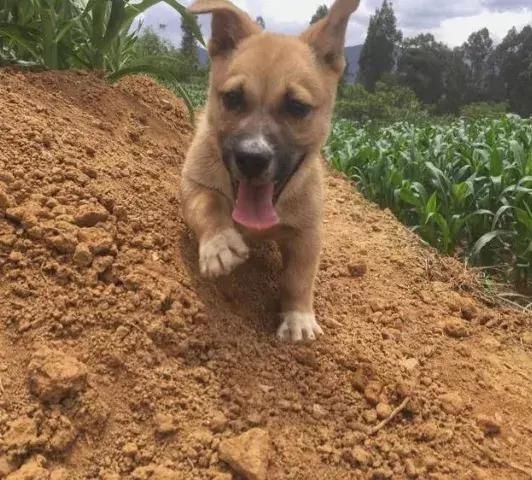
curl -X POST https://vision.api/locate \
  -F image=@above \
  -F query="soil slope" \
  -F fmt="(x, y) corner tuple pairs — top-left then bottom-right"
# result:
(0, 70), (531, 480)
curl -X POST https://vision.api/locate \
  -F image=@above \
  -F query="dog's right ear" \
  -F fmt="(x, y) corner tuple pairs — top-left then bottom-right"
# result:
(301, 0), (360, 74)
(188, 0), (261, 58)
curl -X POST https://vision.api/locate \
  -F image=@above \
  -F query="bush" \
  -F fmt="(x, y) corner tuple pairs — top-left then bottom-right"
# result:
(460, 102), (508, 120)
(336, 81), (428, 125)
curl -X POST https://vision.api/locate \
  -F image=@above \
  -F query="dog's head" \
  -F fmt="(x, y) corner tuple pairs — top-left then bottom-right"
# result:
(189, 0), (360, 230)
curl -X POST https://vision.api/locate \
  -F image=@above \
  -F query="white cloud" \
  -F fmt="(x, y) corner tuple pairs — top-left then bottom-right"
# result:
(139, 0), (532, 48)
(433, 8), (532, 46)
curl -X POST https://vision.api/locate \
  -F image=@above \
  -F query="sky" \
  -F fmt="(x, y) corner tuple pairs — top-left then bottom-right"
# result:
(139, 0), (532, 48)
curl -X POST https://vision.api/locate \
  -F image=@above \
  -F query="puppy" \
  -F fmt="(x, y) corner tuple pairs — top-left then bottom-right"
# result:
(180, 0), (360, 342)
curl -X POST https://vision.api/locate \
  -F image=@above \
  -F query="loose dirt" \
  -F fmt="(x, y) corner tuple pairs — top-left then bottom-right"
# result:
(0, 70), (531, 480)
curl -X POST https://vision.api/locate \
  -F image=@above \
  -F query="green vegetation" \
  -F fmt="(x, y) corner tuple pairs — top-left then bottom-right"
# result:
(0, 0), (203, 116)
(460, 102), (508, 120)
(336, 81), (427, 126)
(326, 116), (532, 289)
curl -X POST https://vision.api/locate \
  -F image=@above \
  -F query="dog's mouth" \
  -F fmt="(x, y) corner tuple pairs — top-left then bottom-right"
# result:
(228, 150), (307, 231)
(232, 181), (279, 231)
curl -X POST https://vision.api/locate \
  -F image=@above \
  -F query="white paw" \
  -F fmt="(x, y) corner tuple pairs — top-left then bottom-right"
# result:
(277, 311), (324, 343)
(199, 228), (249, 278)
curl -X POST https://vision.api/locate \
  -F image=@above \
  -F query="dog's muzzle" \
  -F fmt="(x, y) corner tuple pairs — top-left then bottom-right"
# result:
(231, 134), (275, 181)
(222, 132), (306, 231)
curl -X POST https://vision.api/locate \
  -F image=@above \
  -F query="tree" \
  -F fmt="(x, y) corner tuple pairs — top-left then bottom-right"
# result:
(256, 16), (265, 30)
(310, 5), (328, 24)
(358, 0), (402, 91)
(462, 28), (494, 102)
(181, 14), (199, 65)
(397, 34), (446, 105)
(136, 27), (174, 57)
(440, 47), (469, 113)
(494, 26), (532, 116)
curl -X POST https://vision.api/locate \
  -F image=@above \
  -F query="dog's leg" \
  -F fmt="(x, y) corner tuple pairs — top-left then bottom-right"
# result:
(277, 230), (323, 342)
(182, 184), (249, 279)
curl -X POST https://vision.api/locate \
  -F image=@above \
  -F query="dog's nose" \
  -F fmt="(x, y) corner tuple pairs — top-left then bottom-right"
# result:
(234, 151), (271, 178)
(233, 135), (273, 179)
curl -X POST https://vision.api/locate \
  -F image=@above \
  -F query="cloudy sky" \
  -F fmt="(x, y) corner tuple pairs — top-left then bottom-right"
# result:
(140, 0), (532, 48)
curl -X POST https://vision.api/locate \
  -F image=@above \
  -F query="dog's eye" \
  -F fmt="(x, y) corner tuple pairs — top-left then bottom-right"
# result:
(284, 98), (312, 118)
(222, 89), (245, 111)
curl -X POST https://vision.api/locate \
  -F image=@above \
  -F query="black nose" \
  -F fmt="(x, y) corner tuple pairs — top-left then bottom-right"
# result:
(234, 150), (271, 178)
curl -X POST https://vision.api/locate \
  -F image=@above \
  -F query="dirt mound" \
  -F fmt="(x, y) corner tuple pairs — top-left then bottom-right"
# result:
(0, 70), (531, 480)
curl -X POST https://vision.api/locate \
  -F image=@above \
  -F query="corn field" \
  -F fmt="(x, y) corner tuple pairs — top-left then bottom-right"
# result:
(327, 115), (532, 290)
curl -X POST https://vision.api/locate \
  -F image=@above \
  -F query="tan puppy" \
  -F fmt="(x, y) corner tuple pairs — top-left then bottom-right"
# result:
(181, 0), (360, 342)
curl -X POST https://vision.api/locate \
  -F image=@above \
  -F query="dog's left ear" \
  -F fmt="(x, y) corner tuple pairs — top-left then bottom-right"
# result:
(188, 0), (262, 58)
(301, 0), (360, 74)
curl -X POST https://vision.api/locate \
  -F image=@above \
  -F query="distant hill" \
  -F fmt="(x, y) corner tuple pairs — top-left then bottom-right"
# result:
(196, 46), (209, 67)
(344, 44), (363, 83)
(194, 44), (363, 84)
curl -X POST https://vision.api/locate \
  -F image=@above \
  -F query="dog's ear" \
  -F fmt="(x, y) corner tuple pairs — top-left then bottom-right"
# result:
(300, 0), (360, 74)
(188, 0), (262, 58)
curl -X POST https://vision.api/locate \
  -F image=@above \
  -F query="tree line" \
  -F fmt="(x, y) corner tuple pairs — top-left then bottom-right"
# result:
(353, 0), (532, 116)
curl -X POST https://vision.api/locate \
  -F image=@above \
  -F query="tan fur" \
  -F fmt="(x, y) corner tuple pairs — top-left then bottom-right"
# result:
(181, 0), (360, 341)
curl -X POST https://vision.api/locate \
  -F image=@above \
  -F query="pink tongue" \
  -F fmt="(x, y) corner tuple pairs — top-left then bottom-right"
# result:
(232, 182), (279, 230)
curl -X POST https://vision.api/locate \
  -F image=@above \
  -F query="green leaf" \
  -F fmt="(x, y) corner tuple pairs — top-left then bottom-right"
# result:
(426, 192), (438, 214)
(399, 186), (423, 210)
(489, 148), (503, 177)
(0, 23), (41, 62)
(491, 205), (513, 230)
(451, 182), (471, 203)
(471, 230), (511, 258)
(101, 0), (127, 52)
(515, 207), (532, 233)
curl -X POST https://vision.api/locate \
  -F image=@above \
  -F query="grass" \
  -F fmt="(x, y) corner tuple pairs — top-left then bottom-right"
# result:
(326, 115), (532, 291)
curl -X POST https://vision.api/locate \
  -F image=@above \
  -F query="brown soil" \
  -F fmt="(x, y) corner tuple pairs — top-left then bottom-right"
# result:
(0, 69), (531, 480)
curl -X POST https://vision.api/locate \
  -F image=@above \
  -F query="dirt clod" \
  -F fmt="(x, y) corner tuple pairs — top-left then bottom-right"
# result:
(364, 381), (383, 406)
(439, 392), (466, 415)
(74, 203), (109, 227)
(3, 416), (39, 455)
(351, 446), (372, 466)
(131, 465), (181, 480)
(0, 186), (13, 211)
(404, 458), (418, 478)
(475, 414), (501, 436)
(218, 428), (270, 480)
(444, 317), (471, 338)
(73, 243), (93, 267)
(6, 456), (49, 480)
(154, 413), (176, 435)
(376, 402), (392, 419)
(348, 261), (367, 277)
(28, 347), (88, 403)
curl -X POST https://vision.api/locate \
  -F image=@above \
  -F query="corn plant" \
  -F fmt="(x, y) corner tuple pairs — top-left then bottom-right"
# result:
(326, 115), (532, 290)
(0, 0), (203, 117)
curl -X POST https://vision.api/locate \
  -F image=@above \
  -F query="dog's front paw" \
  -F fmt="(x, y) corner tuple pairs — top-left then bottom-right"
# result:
(199, 228), (249, 278)
(277, 311), (324, 343)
